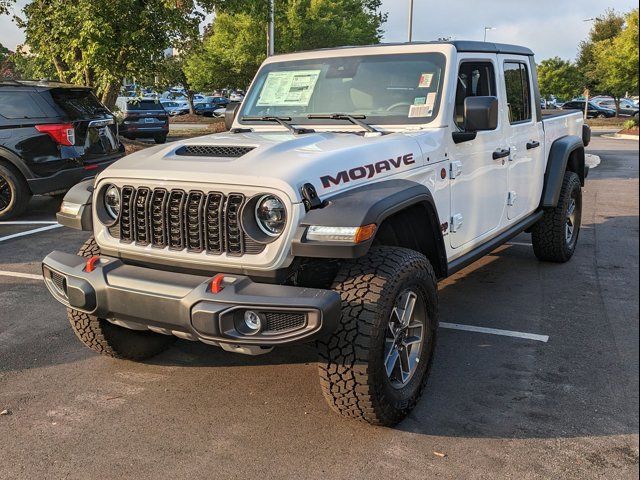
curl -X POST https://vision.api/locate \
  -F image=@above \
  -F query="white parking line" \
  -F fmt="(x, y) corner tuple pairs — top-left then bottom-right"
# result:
(440, 322), (549, 343)
(0, 221), (58, 225)
(0, 270), (43, 281)
(0, 224), (63, 243)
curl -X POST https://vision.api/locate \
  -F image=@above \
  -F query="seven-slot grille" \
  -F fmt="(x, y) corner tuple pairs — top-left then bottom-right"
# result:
(117, 186), (265, 256)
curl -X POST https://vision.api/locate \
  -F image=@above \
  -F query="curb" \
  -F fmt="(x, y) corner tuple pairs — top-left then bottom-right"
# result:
(601, 133), (639, 140)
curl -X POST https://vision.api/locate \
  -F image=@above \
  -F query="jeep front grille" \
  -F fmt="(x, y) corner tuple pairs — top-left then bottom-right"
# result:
(116, 186), (265, 256)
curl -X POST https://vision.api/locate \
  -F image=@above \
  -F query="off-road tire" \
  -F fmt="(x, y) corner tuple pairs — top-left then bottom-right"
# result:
(317, 247), (438, 426)
(67, 236), (176, 360)
(0, 162), (31, 220)
(532, 171), (582, 262)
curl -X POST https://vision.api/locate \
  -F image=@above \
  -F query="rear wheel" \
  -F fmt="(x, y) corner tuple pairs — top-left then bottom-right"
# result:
(0, 162), (31, 220)
(317, 247), (438, 426)
(154, 134), (168, 144)
(532, 171), (582, 262)
(67, 237), (176, 360)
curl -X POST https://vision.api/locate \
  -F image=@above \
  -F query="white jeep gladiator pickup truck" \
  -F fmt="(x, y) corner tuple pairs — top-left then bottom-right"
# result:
(43, 41), (590, 426)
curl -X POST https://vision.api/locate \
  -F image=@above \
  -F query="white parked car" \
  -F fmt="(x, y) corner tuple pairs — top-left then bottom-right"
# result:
(46, 41), (591, 426)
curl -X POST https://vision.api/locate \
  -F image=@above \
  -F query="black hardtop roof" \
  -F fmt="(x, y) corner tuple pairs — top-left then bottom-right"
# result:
(0, 79), (92, 90)
(304, 40), (535, 57)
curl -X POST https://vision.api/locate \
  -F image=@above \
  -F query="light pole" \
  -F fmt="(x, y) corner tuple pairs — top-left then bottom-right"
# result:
(408, 0), (414, 42)
(483, 26), (495, 42)
(267, 0), (275, 56)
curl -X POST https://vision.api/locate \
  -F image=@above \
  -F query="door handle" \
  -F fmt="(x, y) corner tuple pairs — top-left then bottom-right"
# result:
(493, 148), (511, 160)
(526, 140), (541, 150)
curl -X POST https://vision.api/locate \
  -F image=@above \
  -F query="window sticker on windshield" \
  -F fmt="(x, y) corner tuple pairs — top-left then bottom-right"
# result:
(414, 97), (427, 105)
(256, 70), (321, 107)
(418, 73), (434, 89)
(409, 93), (437, 118)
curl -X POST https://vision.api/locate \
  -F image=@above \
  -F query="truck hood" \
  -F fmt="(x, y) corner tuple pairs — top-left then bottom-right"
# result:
(100, 130), (431, 202)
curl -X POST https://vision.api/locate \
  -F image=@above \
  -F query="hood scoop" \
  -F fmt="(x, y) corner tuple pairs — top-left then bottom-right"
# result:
(174, 145), (255, 158)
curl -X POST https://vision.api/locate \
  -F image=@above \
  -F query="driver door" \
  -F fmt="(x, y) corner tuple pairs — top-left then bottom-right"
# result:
(449, 57), (509, 249)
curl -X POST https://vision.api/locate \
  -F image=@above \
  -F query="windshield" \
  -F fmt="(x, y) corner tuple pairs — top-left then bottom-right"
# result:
(239, 52), (446, 127)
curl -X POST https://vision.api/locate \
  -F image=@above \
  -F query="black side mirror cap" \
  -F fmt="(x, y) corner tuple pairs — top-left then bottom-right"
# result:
(225, 102), (241, 131)
(464, 96), (499, 132)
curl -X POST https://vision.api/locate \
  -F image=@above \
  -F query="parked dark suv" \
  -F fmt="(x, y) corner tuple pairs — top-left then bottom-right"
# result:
(0, 80), (124, 220)
(115, 97), (169, 144)
(561, 100), (616, 119)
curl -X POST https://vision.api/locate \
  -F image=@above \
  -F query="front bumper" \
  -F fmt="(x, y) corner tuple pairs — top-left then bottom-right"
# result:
(42, 251), (341, 348)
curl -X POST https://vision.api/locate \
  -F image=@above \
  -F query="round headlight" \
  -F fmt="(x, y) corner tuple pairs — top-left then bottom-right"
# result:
(255, 195), (286, 237)
(104, 185), (121, 220)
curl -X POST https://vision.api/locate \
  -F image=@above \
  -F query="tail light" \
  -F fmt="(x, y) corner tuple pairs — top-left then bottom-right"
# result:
(35, 123), (75, 146)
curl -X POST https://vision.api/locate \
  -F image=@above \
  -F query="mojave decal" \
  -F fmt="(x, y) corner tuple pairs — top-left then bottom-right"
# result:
(320, 153), (415, 188)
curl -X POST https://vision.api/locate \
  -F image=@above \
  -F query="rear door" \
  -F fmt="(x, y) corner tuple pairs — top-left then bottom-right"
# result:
(449, 56), (509, 249)
(45, 88), (120, 163)
(498, 57), (545, 220)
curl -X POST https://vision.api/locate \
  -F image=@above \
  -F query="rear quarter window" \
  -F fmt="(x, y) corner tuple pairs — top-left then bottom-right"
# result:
(0, 91), (48, 119)
(48, 88), (109, 118)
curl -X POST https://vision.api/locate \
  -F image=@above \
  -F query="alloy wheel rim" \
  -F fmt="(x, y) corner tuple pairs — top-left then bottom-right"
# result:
(384, 289), (426, 389)
(0, 174), (12, 213)
(565, 197), (577, 245)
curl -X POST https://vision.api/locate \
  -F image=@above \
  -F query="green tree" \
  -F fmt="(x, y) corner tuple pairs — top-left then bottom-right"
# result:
(0, 0), (14, 15)
(537, 57), (584, 100)
(577, 9), (625, 92)
(155, 51), (202, 114)
(185, 0), (385, 91)
(16, 0), (203, 108)
(185, 12), (266, 91)
(590, 9), (639, 105)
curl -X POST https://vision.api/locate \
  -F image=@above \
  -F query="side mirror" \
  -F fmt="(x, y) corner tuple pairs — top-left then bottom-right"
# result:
(224, 102), (241, 131)
(463, 96), (499, 132)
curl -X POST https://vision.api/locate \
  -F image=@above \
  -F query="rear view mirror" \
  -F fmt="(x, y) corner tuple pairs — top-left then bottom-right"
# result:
(225, 102), (241, 131)
(463, 96), (499, 132)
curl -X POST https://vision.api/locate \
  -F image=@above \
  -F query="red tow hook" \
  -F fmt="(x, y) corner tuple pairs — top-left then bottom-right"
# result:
(210, 274), (225, 294)
(84, 255), (100, 273)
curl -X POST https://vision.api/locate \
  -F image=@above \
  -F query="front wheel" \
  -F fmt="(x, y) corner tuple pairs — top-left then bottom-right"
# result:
(317, 247), (438, 426)
(0, 162), (31, 220)
(67, 237), (176, 360)
(531, 171), (582, 262)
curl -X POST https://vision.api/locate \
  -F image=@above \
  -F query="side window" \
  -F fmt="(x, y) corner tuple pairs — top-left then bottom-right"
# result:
(504, 62), (532, 124)
(454, 61), (497, 129)
(0, 92), (47, 119)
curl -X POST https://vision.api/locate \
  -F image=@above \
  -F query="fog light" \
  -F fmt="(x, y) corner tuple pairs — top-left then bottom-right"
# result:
(244, 310), (262, 333)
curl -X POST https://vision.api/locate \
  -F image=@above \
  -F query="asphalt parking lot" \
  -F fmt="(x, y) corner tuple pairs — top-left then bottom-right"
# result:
(0, 135), (638, 480)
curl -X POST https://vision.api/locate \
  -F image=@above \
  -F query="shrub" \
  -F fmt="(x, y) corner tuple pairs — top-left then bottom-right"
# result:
(623, 118), (639, 130)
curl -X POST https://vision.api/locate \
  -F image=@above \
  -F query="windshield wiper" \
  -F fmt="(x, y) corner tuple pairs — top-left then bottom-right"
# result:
(307, 113), (380, 133)
(241, 116), (314, 135)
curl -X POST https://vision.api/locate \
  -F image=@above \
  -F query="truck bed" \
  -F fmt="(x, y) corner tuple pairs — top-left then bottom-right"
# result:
(542, 110), (584, 160)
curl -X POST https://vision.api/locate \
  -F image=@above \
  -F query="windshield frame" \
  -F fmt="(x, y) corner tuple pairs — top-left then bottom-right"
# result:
(238, 51), (447, 130)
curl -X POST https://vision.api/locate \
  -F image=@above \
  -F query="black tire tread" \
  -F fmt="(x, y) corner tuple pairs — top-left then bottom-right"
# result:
(0, 161), (31, 220)
(532, 171), (581, 263)
(317, 246), (438, 426)
(67, 237), (175, 360)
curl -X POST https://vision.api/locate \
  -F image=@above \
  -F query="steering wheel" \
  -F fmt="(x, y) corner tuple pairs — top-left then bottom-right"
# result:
(386, 102), (412, 112)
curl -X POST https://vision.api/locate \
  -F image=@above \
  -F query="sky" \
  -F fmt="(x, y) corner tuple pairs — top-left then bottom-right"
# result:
(1, 0), (638, 61)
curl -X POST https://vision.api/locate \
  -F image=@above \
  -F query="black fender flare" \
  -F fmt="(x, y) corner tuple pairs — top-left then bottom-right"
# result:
(291, 179), (447, 275)
(540, 135), (585, 208)
(0, 147), (34, 182)
(56, 179), (94, 231)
